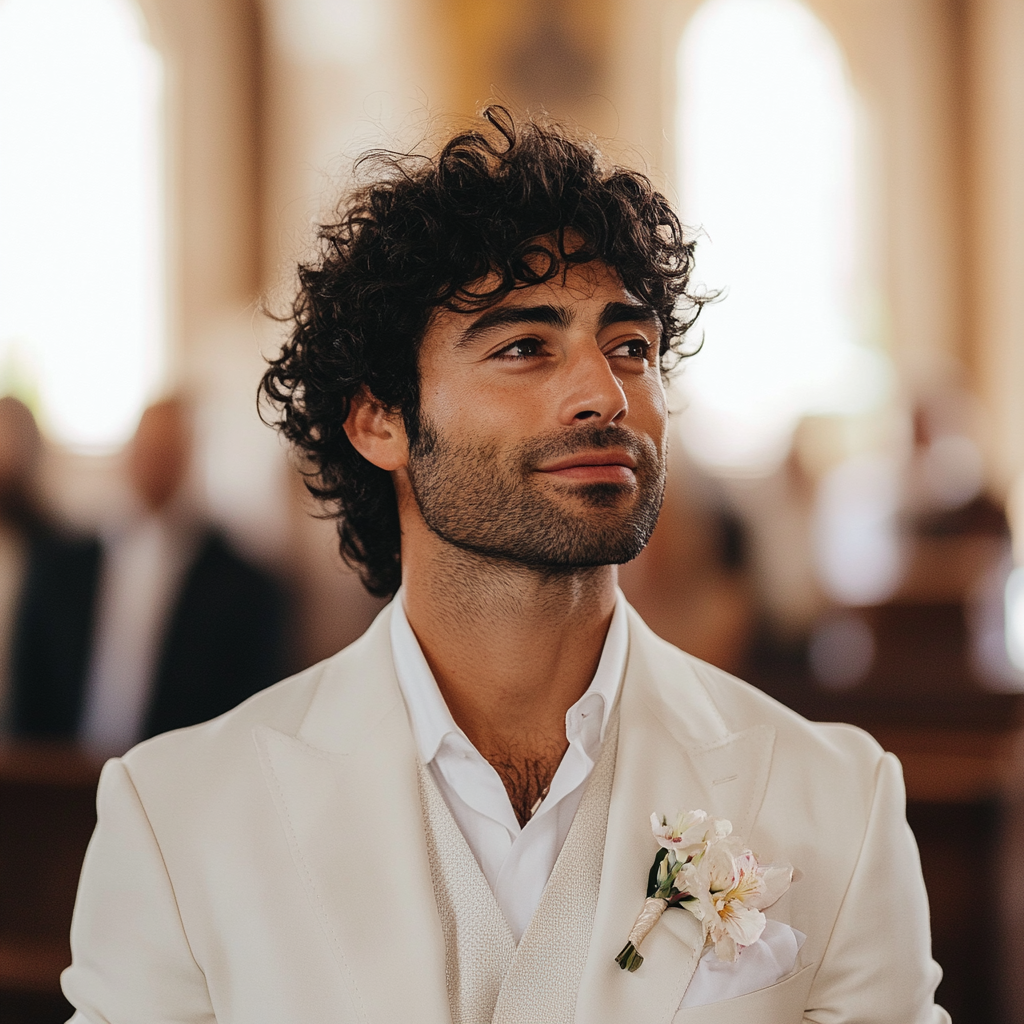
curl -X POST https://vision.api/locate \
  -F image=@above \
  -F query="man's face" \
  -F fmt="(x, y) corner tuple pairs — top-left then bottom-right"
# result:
(404, 260), (668, 570)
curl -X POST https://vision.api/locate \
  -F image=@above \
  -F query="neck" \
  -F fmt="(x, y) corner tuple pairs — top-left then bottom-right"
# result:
(400, 530), (618, 822)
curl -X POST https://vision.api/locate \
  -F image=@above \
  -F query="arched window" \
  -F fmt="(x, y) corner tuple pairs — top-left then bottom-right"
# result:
(0, 0), (164, 450)
(676, 0), (886, 474)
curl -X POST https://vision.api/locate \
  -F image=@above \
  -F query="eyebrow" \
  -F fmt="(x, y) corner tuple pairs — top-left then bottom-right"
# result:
(598, 301), (661, 331)
(456, 305), (572, 346)
(456, 300), (659, 347)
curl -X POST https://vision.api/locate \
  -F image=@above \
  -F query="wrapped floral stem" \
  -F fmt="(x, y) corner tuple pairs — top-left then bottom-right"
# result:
(615, 896), (668, 972)
(615, 844), (699, 972)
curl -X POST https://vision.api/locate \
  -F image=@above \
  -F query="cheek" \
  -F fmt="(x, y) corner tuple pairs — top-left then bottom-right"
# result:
(421, 377), (493, 436)
(416, 352), (472, 430)
(629, 374), (669, 438)
(420, 367), (539, 439)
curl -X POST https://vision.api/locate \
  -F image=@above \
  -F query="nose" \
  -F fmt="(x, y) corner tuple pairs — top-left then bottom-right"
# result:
(556, 344), (628, 427)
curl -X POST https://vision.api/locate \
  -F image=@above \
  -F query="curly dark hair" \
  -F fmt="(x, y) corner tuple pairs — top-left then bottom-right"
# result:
(260, 106), (708, 598)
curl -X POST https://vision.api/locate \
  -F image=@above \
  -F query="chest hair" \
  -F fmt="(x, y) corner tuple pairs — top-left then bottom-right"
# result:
(485, 740), (567, 828)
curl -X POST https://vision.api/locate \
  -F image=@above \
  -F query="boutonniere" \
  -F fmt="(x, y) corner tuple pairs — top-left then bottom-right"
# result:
(615, 810), (793, 972)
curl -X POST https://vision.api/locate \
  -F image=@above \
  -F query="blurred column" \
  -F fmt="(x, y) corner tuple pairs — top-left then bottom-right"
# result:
(970, 0), (1024, 496)
(136, 0), (263, 370)
(258, 0), (441, 296)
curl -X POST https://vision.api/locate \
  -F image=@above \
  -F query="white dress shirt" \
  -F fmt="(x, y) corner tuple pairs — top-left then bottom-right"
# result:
(79, 514), (197, 755)
(390, 590), (627, 940)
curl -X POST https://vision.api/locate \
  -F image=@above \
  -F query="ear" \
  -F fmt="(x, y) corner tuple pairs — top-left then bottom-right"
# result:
(343, 389), (409, 471)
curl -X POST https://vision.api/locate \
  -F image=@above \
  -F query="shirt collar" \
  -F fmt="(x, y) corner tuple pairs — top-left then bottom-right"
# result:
(389, 588), (628, 766)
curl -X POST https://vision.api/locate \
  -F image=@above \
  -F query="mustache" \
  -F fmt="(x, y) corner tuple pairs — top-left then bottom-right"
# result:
(517, 424), (659, 470)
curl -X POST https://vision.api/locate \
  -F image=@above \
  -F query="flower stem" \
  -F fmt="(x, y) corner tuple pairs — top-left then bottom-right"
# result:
(615, 897), (669, 973)
(615, 942), (644, 972)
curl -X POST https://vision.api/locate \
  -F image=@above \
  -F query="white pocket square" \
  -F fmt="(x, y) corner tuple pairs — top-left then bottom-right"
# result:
(679, 919), (807, 1009)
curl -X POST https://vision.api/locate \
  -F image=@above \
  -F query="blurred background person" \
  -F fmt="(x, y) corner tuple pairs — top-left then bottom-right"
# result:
(0, 394), (48, 729)
(9, 397), (287, 755)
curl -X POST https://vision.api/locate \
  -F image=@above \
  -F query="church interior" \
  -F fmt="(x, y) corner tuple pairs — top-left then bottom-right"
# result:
(1, 0), (1023, 1021)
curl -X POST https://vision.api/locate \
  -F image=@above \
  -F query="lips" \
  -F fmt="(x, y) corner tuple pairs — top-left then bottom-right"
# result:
(537, 449), (638, 484)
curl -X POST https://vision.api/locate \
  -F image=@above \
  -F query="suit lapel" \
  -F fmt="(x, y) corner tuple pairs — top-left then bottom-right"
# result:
(576, 610), (775, 1024)
(255, 607), (452, 1024)
(251, 600), (775, 1024)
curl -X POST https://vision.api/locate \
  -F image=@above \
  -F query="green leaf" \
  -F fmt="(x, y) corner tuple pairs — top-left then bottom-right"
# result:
(647, 848), (668, 898)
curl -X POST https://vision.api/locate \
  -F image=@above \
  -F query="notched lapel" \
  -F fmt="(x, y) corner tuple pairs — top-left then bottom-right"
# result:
(254, 655), (452, 1024)
(577, 615), (777, 1024)
(688, 725), (775, 841)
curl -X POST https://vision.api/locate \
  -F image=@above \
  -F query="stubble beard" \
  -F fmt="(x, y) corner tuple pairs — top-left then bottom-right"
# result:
(405, 416), (666, 572)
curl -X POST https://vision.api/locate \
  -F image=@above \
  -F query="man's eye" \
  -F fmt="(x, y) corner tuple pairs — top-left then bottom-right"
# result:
(609, 339), (651, 360)
(495, 338), (543, 360)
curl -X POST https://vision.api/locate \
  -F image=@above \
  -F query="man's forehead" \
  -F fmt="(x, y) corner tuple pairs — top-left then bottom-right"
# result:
(428, 262), (653, 337)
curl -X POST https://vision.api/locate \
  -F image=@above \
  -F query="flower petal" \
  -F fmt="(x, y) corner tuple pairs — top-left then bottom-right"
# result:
(704, 842), (739, 893)
(722, 903), (766, 948)
(753, 864), (793, 910)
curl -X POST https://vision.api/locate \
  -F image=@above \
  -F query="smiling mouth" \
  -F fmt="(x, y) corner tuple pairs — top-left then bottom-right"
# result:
(537, 451), (638, 484)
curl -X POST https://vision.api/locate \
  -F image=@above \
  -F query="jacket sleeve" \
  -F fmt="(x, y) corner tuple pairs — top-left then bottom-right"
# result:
(62, 758), (216, 1024)
(804, 751), (949, 1024)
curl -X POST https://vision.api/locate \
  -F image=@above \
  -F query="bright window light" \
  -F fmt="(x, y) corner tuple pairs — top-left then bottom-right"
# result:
(0, 0), (164, 450)
(676, 0), (887, 474)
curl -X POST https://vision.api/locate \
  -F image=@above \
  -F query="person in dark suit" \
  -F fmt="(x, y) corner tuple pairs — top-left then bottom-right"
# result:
(0, 395), (50, 728)
(11, 398), (287, 751)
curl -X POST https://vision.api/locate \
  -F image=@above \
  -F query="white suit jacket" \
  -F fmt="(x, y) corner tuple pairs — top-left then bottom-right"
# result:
(63, 604), (948, 1024)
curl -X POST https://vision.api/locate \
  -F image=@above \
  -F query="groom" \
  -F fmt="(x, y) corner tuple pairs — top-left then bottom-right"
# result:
(62, 109), (947, 1023)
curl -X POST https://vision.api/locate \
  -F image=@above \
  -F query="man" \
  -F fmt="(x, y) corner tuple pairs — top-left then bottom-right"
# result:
(62, 109), (947, 1022)
(12, 398), (287, 752)
(0, 395), (48, 728)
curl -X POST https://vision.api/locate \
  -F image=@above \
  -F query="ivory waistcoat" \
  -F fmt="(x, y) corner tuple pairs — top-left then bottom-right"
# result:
(418, 716), (618, 1024)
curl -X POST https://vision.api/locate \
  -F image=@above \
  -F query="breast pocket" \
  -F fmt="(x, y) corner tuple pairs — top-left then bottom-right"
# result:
(670, 963), (815, 1024)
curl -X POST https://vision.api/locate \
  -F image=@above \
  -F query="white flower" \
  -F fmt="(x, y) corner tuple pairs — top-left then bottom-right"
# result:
(620, 808), (794, 974)
(651, 809), (732, 865)
(689, 843), (794, 962)
(651, 809), (707, 853)
(693, 815), (734, 848)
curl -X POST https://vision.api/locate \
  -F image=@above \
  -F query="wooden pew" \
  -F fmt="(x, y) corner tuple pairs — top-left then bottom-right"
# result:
(0, 742), (103, 1024)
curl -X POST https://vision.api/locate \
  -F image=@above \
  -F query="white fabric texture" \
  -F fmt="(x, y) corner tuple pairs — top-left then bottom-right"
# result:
(59, 603), (950, 1024)
(79, 515), (196, 754)
(390, 589), (626, 940)
(679, 919), (806, 1009)
(419, 759), (515, 1024)
(420, 715), (618, 1024)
